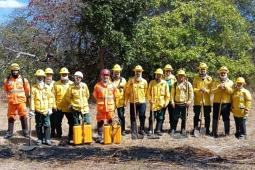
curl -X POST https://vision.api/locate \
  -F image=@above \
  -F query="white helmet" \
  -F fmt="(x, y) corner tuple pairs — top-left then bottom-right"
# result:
(74, 71), (83, 78)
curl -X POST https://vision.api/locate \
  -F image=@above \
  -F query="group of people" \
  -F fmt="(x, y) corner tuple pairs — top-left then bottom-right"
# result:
(3, 62), (252, 146)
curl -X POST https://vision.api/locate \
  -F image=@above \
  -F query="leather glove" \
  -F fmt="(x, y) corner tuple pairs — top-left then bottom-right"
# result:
(47, 108), (53, 116)
(29, 111), (35, 118)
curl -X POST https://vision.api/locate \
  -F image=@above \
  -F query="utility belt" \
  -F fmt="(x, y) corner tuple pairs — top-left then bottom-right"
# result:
(175, 102), (186, 108)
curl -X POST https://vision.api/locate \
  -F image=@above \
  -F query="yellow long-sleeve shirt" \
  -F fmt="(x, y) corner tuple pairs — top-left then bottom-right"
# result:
(171, 81), (193, 105)
(193, 75), (212, 106)
(211, 78), (233, 103)
(147, 79), (170, 111)
(125, 77), (148, 103)
(112, 77), (127, 108)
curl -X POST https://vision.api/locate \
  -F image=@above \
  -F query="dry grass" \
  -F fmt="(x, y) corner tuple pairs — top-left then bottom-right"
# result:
(0, 90), (255, 170)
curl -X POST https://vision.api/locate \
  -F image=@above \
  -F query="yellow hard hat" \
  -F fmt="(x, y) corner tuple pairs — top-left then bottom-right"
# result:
(217, 66), (229, 73)
(236, 77), (246, 84)
(112, 64), (122, 71)
(59, 67), (70, 74)
(163, 64), (173, 71)
(154, 68), (163, 75)
(198, 63), (208, 69)
(44, 68), (54, 74)
(10, 63), (20, 71)
(34, 69), (45, 76)
(177, 69), (186, 76)
(133, 65), (144, 71)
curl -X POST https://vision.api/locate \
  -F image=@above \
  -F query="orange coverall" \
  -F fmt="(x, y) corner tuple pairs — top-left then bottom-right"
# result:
(93, 82), (117, 122)
(3, 75), (30, 120)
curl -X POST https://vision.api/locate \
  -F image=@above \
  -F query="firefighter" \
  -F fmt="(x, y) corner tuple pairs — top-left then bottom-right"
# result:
(93, 69), (117, 143)
(29, 69), (54, 146)
(231, 77), (251, 139)
(66, 71), (90, 126)
(162, 64), (176, 133)
(124, 65), (148, 139)
(192, 63), (213, 135)
(170, 69), (193, 135)
(211, 66), (234, 137)
(3, 63), (30, 139)
(111, 64), (127, 136)
(52, 67), (74, 143)
(147, 68), (170, 136)
(44, 67), (56, 138)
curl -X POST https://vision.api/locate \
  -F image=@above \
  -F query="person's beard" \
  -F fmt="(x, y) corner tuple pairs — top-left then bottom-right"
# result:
(11, 72), (19, 78)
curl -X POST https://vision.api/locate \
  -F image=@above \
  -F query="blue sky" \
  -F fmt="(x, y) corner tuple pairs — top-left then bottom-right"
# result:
(0, 0), (28, 24)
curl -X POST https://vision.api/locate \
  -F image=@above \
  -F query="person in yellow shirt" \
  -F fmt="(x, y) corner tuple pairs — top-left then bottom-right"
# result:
(66, 71), (90, 126)
(44, 67), (56, 138)
(53, 67), (74, 142)
(170, 70), (193, 135)
(192, 63), (212, 135)
(211, 66), (234, 137)
(147, 68), (170, 136)
(29, 69), (54, 146)
(111, 64), (127, 136)
(162, 64), (176, 133)
(125, 65), (148, 139)
(231, 77), (251, 139)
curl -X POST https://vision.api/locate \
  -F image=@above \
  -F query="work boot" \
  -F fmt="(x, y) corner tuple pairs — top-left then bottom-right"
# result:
(4, 119), (14, 139)
(169, 120), (178, 135)
(161, 119), (165, 132)
(120, 117), (126, 136)
(131, 121), (137, 139)
(68, 125), (73, 143)
(147, 118), (152, 136)
(224, 121), (230, 136)
(193, 117), (199, 135)
(36, 126), (43, 146)
(156, 120), (163, 136)
(44, 126), (52, 146)
(139, 119), (146, 135)
(20, 116), (29, 138)
(96, 121), (104, 143)
(211, 119), (218, 137)
(55, 125), (62, 139)
(205, 117), (211, 135)
(181, 119), (186, 134)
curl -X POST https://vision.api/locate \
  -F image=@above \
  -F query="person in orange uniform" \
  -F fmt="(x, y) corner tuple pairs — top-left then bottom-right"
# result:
(93, 69), (117, 143)
(3, 63), (30, 139)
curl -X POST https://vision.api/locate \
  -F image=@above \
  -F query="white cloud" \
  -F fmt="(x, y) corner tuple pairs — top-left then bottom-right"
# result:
(0, 0), (27, 8)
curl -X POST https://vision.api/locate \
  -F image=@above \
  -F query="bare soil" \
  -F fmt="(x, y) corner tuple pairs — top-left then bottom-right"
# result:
(0, 92), (255, 170)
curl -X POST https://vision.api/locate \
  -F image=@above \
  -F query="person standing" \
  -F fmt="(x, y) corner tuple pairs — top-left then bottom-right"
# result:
(147, 68), (170, 136)
(93, 69), (117, 143)
(231, 77), (251, 139)
(125, 65), (148, 139)
(3, 63), (30, 139)
(66, 71), (90, 126)
(111, 64), (127, 136)
(170, 70), (193, 135)
(53, 67), (74, 142)
(162, 64), (176, 133)
(29, 69), (54, 146)
(211, 66), (234, 137)
(192, 63), (213, 135)
(44, 67), (56, 138)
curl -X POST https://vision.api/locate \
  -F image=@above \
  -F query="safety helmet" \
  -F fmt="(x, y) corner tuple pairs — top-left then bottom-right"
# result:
(34, 69), (46, 76)
(10, 63), (20, 71)
(198, 63), (208, 69)
(44, 68), (54, 74)
(235, 77), (246, 84)
(177, 69), (186, 76)
(112, 64), (122, 71)
(133, 65), (144, 72)
(217, 66), (229, 73)
(59, 67), (70, 74)
(154, 68), (164, 75)
(74, 71), (83, 78)
(163, 64), (173, 71)
(101, 69), (110, 75)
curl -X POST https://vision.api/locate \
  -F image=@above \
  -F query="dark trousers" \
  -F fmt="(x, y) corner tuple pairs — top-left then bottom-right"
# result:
(72, 109), (90, 125)
(163, 103), (174, 124)
(54, 109), (74, 138)
(213, 103), (231, 121)
(35, 112), (50, 128)
(173, 104), (187, 121)
(129, 103), (146, 122)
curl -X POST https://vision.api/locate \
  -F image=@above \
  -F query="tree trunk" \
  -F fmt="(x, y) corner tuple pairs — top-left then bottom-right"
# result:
(98, 47), (105, 82)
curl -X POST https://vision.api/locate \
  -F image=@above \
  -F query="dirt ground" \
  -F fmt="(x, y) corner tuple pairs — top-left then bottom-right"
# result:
(0, 93), (255, 170)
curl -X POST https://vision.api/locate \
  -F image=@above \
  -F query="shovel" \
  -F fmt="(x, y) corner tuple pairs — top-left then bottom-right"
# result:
(181, 78), (189, 136)
(22, 81), (36, 151)
(148, 87), (160, 139)
(194, 93), (206, 137)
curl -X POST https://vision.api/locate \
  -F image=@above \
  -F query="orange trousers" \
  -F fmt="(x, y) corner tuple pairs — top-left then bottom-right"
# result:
(96, 111), (113, 122)
(7, 102), (28, 121)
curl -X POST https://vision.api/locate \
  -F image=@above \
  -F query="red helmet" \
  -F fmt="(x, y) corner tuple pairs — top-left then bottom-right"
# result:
(101, 69), (110, 75)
